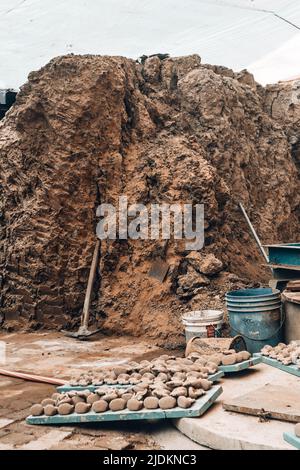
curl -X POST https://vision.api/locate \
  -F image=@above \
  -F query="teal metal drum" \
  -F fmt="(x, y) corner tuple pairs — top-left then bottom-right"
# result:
(226, 288), (283, 353)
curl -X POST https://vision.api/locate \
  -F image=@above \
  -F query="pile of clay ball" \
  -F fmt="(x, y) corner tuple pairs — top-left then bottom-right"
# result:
(188, 349), (251, 366)
(260, 342), (300, 368)
(30, 354), (221, 416)
(66, 353), (221, 387)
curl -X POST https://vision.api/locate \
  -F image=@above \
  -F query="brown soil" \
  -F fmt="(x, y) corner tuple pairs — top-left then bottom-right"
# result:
(0, 54), (299, 344)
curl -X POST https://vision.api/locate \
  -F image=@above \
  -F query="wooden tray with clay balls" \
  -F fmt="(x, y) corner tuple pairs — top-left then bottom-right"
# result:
(283, 432), (300, 450)
(254, 353), (300, 378)
(56, 371), (225, 393)
(27, 385), (223, 425)
(219, 356), (262, 373)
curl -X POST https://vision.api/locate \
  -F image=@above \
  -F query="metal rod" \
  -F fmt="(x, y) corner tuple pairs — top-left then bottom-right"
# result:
(238, 202), (269, 264)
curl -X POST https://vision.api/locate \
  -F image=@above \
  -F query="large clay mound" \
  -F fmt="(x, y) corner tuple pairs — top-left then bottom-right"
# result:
(0, 54), (299, 344)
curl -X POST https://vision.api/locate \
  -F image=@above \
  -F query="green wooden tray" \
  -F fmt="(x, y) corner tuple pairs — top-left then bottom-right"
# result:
(254, 353), (300, 378)
(219, 356), (262, 373)
(283, 432), (300, 450)
(56, 371), (224, 393)
(26, 385), (223, 425)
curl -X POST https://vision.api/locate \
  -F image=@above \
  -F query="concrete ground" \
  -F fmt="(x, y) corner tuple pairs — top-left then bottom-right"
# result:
(1, 331), (298, 450)
(175, 363), (300, 450)
(0, 331), (208, 450)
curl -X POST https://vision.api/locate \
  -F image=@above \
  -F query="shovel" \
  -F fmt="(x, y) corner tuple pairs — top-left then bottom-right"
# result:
(148, 239), (170, 282)
(62, 239), (101, 340)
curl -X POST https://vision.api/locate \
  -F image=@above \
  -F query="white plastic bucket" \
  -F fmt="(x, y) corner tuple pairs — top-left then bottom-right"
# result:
(182, 310), (224, 342)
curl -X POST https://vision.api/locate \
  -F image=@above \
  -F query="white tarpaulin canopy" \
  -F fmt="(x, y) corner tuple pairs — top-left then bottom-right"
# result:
(0, 0), (299, 89)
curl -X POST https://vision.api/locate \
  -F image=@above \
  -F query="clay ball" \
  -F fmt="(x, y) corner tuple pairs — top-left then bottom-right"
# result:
(109, 398), (126, 412)
(44, 405), (58, 416)
(41, 398), (56, 407)
(143, 397), (159, 409)
(58, 403), (74, 415)
(87, 393), (99, 404)
(127, 398), (143, 411)
(177, 396), (195, 409)
(30, 404), (44, 416)
(75, 402), (91, 414)
(158, 396), (176, 410)
(241, 351), (251, 361)
(92, 400), (108, 413)
(221, 354), (236, 366)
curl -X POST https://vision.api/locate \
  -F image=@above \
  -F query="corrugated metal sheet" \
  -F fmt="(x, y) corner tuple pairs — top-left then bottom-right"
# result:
(0, 0), (299, 88)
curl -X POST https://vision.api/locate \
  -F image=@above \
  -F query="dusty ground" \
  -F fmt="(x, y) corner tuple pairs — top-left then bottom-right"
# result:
(0, 331), (206, 450)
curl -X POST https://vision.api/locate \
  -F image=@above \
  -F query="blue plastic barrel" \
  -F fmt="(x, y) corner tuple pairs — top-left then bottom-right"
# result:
(225, 288), (283, 353)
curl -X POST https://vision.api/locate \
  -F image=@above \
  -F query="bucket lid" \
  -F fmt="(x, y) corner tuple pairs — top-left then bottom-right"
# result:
(282, 290), (300, 305)
(182, 309), (223, 324)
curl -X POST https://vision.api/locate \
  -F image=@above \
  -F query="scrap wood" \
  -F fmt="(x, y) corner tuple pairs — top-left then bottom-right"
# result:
(0, 368), (65, 385)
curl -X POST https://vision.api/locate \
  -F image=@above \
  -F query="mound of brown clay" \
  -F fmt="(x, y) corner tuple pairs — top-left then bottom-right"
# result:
(30, 404), (44, 416)
(92, 400), (108, 413)
(109, 398), (126, 412)
(58, 403), (74, 415)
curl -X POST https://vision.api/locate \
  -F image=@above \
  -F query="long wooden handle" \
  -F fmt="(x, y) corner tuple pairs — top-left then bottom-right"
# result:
(0, 368), (65, 385)
(82, 239), (100, 328)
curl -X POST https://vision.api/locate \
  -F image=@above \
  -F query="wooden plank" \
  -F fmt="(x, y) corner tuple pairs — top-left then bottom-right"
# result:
(254, 353), (300, 378)
(26, 385), (222, 425)
(219, 356), (262, 374)
(56, 371), (224, 393)
(223, 384), (300, 423)
(283, 432), (300, 450)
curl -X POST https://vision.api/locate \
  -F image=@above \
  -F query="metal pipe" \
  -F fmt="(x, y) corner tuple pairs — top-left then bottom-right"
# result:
(238, 202), (269, 264)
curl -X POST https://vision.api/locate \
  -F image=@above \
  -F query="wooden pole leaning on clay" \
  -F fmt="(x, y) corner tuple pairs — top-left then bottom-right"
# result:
(0, 368), (65, 385)
(185, 335), (247, 357)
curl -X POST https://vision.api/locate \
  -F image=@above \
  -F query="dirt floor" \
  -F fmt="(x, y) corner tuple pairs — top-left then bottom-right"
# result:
(0, 331), (206, 450)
